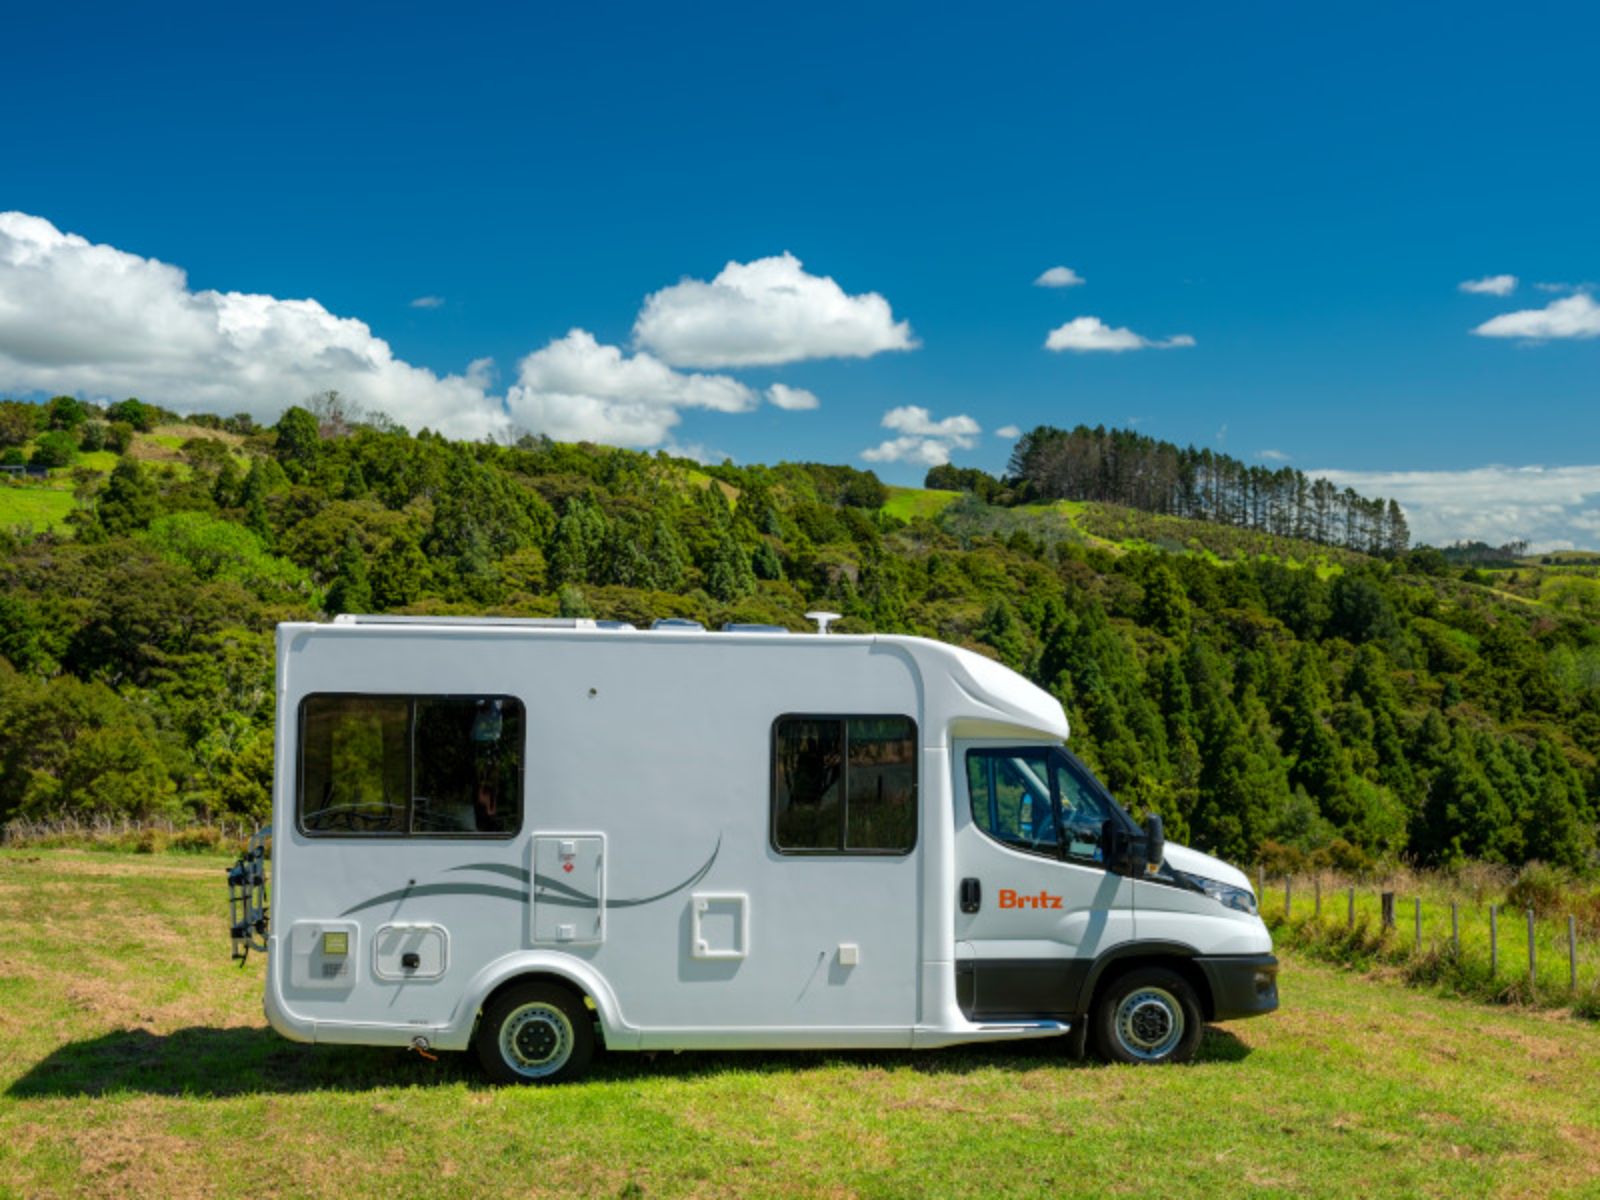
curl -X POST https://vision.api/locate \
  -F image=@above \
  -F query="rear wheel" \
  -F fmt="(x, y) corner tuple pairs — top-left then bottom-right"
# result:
(475, 982), (595, 1084)
(1090, 967), (1202, 1065)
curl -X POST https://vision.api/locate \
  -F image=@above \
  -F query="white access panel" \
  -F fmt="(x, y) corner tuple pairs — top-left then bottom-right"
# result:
(531, 834), (605, 944)
(372, 923), (449, 981)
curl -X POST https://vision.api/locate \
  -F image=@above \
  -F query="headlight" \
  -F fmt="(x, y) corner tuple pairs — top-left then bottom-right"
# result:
(1177, 871), (1258, 915)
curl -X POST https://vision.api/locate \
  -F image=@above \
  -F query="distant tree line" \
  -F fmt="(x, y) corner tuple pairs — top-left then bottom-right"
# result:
(929, 425), (1410, 556)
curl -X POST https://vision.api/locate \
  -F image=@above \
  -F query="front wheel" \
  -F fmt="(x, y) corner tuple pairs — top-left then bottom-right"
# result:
(1090, 967), (1203, 1065)
(475, 982), (595, 1084)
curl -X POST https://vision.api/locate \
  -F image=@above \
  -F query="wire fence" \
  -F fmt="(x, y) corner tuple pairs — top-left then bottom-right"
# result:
(1257, 867), (1600, 1013)
(0, 815), (257, 850)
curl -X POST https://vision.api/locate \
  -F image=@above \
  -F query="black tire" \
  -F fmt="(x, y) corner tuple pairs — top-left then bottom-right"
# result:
(1090, 966), (1203, 1065)
(475, 982), (595, 1085)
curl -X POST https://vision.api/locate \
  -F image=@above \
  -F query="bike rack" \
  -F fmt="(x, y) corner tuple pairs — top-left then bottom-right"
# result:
(228, 824), (271, 963)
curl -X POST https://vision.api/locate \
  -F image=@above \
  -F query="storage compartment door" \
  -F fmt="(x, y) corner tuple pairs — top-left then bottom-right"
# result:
(531, 834), (605, 944)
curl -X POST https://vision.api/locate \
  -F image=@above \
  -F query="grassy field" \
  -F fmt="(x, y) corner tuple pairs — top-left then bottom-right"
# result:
(881, 486), (961, 523)
(0, 482), (77, 532)
(3, 849), (1600, 1198)
(1261, 870), (1600, 1016)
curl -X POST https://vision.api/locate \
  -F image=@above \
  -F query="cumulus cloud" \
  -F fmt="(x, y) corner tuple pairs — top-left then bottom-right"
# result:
(505, 329), (756, 448)
(0, 211), (504, 438)
(765, 383), (820, 411)
(632, 252), (917, 367)
(996, 424), (1022, 439)
(1034, 266), (1085, 288)
(1045, 316), (1195, 352)
(861, 405), (980, 467)
(409, 295), (445, 309)
(1472, 293), (1600, 341)
(1257, 449), (1290, 462)
(1458, 274), (1518, 297)
(1313, 463), (1600, 552)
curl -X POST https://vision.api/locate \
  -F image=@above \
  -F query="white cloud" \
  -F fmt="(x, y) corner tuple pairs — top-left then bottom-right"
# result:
(409, 295), (445, 309)
(1313, 463), (1600, 551)
(660, 440), (731, 466)
(632, 252), (917, 367)
(861, 405), (980, 467)
(996, 424), (1022, 439)
(1257, 449), (1290, 462)
(1044, 316), (1195, 353)
(1034, 266), (1085, 288)
(1458, 274), (1518, 297)
(765, 382), (820, 411)
(505, 329), (756, 448)
(0, 211), (505, 438)
(1472, 293), (1600, 341)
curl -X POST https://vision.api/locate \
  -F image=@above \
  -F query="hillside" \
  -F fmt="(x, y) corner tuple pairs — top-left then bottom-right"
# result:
(1, 402), (1598, 871)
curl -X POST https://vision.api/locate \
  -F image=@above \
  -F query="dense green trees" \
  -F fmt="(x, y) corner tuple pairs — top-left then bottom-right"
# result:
(0, 398), (1596, 871)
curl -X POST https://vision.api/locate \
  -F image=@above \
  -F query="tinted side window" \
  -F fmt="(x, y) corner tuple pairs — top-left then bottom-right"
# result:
(773, 715), (916, 854)
(966, 748), (1057, 856)
(299, 694), (524, 837)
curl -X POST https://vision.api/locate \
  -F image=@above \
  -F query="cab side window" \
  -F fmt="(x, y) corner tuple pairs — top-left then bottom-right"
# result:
(966, 748), (1057, 857)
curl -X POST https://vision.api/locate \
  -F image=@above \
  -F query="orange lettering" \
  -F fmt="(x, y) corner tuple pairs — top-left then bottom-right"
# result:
(999, 888), (1017, 908)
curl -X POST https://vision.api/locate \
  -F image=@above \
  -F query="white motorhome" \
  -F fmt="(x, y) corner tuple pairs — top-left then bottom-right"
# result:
(230, 614), (1276, 1083)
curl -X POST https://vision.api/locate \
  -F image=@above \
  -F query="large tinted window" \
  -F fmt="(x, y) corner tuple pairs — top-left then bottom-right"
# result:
(299, 694), (524, 837)
(773, 715), (916, 854)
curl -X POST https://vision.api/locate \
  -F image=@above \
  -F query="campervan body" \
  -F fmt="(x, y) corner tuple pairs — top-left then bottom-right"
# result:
(230, 614), (1277, 1082)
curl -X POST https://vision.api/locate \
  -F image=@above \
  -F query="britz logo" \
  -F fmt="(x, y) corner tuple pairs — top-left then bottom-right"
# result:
(998, 888), (1063, 910)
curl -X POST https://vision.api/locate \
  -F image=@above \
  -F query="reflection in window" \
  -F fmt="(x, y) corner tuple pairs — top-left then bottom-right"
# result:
(299, 694), (524, 837)
(966, 747), (1116, 863)
(774, 715), (916, 854)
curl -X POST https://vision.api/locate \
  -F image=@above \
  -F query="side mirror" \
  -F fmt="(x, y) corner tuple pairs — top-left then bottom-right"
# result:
(1144, 812), (1165, 870)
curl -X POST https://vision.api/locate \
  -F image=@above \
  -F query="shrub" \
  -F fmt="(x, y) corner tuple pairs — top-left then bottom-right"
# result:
(29, 430), (78, 469)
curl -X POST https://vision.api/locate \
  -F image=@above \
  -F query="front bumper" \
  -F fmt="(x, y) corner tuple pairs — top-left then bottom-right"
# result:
(1195, 953), (1279, 1020)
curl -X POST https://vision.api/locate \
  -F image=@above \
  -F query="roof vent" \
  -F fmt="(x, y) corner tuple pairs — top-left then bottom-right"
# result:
(721, 623), (789, 634)
(804, 611), (842, 635)
(651, 618), (705, 631)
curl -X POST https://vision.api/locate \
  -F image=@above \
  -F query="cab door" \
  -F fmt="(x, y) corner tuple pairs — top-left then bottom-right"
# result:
(952, 741), (1136, 1020)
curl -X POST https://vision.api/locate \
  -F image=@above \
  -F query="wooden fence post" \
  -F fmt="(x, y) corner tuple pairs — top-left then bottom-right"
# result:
(1414, 897), (1422, 952)
(1528, 908), (1537, 991)
(1285, 876), (1293, 919)
(1490, 905), (1498, 977)
(1570, 916), (1578, 992)
(1381, 892), (1395, 929)
(1451, 903), (1460, 955)
(1314, 876), (1322, 920)
(1348, 886), (1355, 929)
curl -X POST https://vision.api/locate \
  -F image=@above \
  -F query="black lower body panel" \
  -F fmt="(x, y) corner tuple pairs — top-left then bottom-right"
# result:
(957, 958), (1090, 1021)
(1195, 953), (1279, 1019)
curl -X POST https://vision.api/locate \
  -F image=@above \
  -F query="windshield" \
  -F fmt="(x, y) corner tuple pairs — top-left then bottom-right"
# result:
(965, 745), (1135, 864)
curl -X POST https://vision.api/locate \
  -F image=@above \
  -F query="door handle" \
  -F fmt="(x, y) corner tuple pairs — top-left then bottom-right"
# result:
(959, 877), (981, 914)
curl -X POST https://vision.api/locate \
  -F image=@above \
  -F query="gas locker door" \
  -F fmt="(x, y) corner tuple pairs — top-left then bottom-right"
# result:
(952, 740), (1136, 1020)
(530, 834), (606, 945)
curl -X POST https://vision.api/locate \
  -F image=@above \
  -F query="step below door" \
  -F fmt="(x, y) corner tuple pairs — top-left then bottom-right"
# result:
(531, 834), (606, 945)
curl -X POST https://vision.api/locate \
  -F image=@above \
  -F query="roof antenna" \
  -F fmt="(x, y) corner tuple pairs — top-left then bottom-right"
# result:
(804, 611), (841, 635)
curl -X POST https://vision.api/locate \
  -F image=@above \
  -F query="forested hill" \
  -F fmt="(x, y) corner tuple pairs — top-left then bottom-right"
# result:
(928, 423), (1409, 557)
(2, 398), (1598, 873)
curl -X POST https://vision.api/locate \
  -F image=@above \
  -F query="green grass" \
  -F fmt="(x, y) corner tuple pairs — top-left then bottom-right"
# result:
(881, 486), (961, 522)
(0, 484), (77, 532)
(3, 850), (1600, 1197)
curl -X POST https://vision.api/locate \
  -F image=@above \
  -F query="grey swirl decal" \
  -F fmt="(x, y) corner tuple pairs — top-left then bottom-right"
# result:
(341, 837), (721, 916)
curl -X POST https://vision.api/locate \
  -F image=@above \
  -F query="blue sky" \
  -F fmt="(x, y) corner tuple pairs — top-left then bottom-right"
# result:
(3, 2), (1598, 547)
